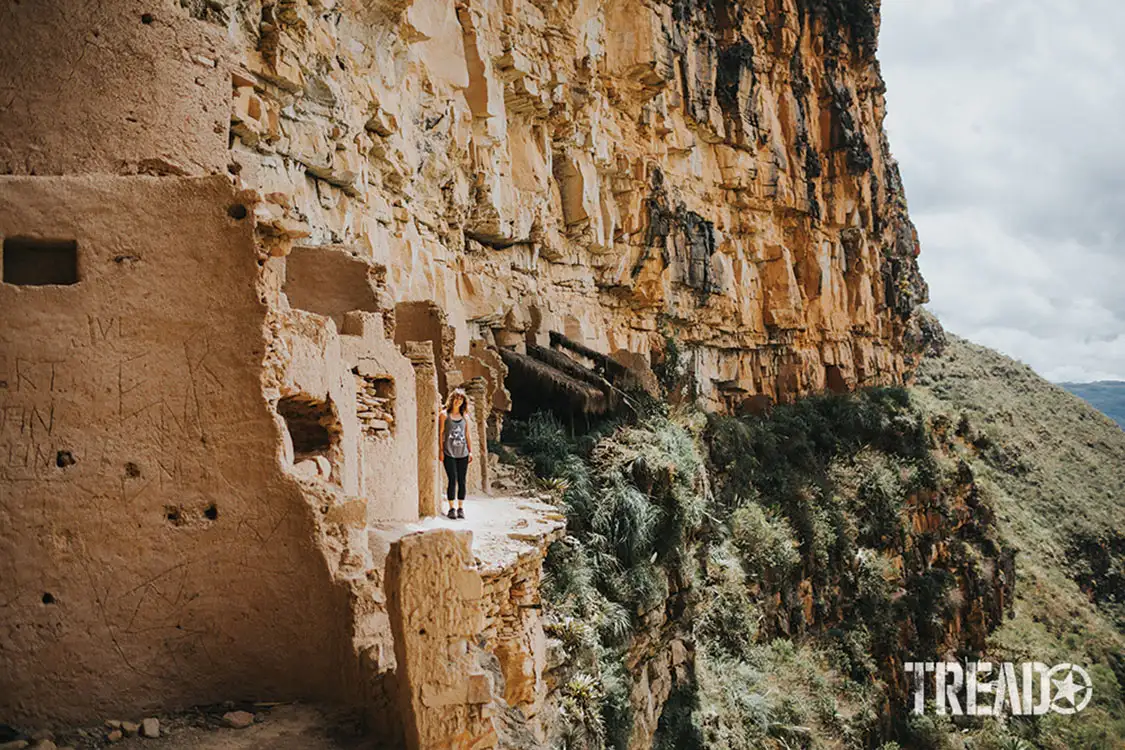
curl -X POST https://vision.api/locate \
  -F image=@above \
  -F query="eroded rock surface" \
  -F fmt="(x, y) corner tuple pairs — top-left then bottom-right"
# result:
(0, 0), (926, 745)
(1, 0), (925, 410)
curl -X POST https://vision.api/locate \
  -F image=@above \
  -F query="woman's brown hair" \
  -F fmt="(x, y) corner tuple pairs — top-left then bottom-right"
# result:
(444, 387), (469, 416)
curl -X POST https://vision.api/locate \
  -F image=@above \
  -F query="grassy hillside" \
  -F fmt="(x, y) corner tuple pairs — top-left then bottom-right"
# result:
(1061, 381), (1125, 429)
(913, 336), (1125, 748)
(503, 334), (1125, 749)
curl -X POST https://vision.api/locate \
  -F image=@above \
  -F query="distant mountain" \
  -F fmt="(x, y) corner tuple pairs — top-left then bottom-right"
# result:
(1061, 380), (1125, 429)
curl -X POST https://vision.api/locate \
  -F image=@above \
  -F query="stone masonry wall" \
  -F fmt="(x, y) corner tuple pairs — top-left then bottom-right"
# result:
(386, 529), (495, 750)
(379, 506), (565, 749)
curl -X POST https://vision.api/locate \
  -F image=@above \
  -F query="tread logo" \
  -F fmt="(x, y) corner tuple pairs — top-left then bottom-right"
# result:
(904, 661), (1092, 716)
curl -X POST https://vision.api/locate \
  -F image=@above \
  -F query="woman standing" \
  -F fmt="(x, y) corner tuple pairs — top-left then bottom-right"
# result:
(438, 388), (472, 519)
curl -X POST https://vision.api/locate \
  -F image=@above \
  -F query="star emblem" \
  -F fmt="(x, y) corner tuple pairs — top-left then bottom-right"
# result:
(1048, 663), (1093, 714)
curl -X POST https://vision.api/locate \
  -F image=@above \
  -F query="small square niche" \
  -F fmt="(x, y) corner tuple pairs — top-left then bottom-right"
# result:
(3, 237), (79, 286)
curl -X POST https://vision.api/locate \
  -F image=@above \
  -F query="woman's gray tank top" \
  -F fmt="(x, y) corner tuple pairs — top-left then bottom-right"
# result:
(444, 415), (469, 458)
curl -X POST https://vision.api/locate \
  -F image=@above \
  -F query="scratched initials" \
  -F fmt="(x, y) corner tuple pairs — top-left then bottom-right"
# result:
(88, 315), (126, 344)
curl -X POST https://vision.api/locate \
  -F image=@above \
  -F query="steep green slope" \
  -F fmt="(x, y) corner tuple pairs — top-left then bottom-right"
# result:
(913, 336), (1125, 748)
(504, 334), (1125, 750)
(1061, 381), (1125, 430)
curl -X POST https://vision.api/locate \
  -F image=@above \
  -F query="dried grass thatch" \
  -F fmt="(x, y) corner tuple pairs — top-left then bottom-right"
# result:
(499, 347), (609, 416)
(548, 330), (629, 380)
(527, 344), (610, 389)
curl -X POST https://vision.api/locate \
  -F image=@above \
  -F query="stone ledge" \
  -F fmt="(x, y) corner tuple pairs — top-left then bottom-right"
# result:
(371, 495), (565, 575)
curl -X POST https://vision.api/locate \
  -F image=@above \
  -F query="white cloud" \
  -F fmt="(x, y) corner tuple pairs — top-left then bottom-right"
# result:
(880, 0), (1125, 381)
(968, 327), (1125, 383)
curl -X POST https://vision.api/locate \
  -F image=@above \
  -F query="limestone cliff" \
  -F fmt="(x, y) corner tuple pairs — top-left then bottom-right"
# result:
(0, 0), (930, 744)
(2, 0), (926, 410)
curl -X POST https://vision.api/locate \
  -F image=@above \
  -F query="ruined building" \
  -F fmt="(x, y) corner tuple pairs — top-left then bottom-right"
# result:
(0, 0), (926, 745)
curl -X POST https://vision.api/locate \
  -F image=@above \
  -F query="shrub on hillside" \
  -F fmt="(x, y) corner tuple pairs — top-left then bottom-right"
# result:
(730, 503), (800, 586)
(504, 411), (573, 477)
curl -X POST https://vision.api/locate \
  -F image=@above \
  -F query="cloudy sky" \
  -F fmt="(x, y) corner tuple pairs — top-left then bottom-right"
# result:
(879, 0), (1125, 382)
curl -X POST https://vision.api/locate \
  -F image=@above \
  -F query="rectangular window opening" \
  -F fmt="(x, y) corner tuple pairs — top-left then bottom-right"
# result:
(353, 369), (396, 437)
(3, 237), (79, 286)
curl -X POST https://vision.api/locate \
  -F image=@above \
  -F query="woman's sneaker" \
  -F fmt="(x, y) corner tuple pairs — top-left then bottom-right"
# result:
(447, 507), (457, 520)
(456, 507), (465, 519)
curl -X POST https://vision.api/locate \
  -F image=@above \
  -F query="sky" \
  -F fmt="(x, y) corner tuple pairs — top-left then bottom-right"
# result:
(878, 0), (1125, 383)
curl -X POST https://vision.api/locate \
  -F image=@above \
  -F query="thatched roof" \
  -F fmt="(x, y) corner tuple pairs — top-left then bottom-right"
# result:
(499, 347), (609, 415)
(527, 344), (610, 389)
(548, 330), (629, 380)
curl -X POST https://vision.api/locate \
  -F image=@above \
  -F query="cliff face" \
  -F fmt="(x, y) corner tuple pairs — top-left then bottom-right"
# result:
(2, 0), (926, 410)
(519, 385), (1013, 749)
(0, 0), (929, 740)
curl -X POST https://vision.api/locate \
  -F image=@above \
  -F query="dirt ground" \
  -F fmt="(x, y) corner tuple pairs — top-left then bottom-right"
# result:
(24, 704), (373, 750)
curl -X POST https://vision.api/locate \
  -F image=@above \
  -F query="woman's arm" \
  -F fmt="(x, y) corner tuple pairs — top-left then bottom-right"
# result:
(465, 414), (472, 462)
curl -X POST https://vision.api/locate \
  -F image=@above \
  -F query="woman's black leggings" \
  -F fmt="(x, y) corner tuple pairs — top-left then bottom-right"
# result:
(443, 455), (469, 502)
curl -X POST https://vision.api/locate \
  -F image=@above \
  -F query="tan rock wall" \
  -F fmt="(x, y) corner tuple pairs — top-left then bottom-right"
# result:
(386, 529), (496, 750)
(0, 176), (351, 722)
(626, 630), (693, 750)
(0, 1), (232, 176)
(210, 0), (924, 410)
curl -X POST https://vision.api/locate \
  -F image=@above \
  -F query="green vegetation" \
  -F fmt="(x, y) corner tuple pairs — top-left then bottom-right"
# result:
(524, 409), (708, 747)
(797, 0), (880, 57)
(914, 336), (1125, 748)
(506, 335), (1125, 749)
